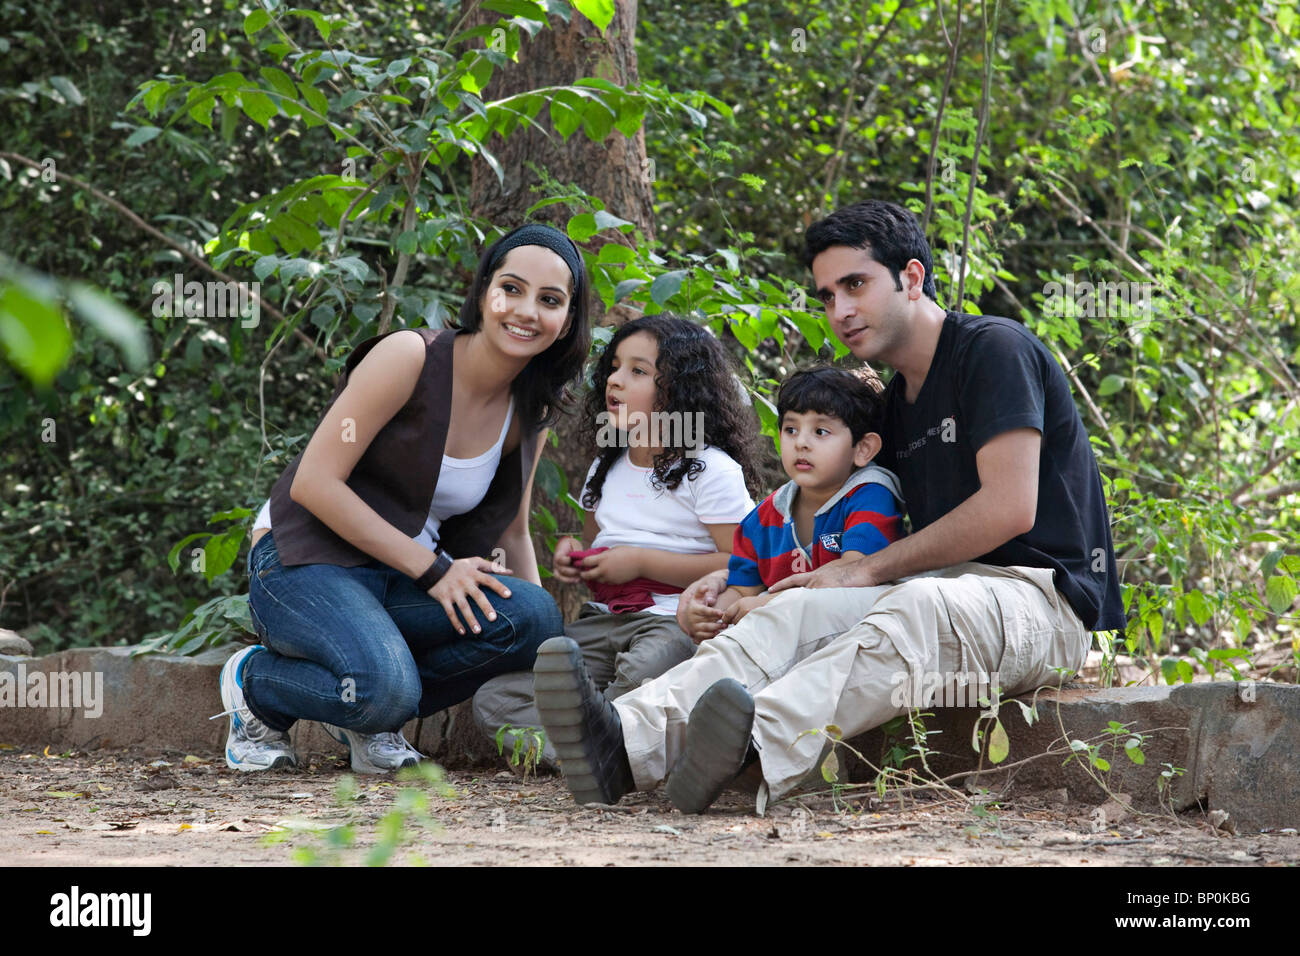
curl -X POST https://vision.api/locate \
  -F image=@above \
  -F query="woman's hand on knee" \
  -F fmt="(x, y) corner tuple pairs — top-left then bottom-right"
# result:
(429, 556), (513, 636)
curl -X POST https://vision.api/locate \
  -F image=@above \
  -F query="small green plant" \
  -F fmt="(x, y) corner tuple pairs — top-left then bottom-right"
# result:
(264, 763), (456, 866)
(1156, 761), (1187, 815)
(494, 724), (547, 778)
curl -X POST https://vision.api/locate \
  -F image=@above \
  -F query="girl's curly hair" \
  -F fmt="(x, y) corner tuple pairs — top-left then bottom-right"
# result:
(581, 314), (763, 508)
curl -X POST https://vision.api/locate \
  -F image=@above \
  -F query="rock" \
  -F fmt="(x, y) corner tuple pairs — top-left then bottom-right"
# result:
(0, 628), (33, 657)
(837, 681), (1300, 830)
(1206, 809), (1236, 835)
(843, 684), (1192, 807)
(1172, 681), (1300, 831)
(0, 644), (506, 770)
(1097, 793), (1134, 825)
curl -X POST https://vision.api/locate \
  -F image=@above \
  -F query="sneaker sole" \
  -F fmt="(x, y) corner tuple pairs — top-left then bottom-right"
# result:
(225, 750), (296, 772)
(533, 637), (619, 805)
(664, 678), (755, 814)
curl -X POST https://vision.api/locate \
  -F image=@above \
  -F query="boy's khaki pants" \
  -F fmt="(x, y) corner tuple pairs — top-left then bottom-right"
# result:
(613, 563), (1091, 800)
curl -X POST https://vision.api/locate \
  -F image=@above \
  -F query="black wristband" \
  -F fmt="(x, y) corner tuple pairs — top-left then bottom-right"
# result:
(413, 549), (455, 591)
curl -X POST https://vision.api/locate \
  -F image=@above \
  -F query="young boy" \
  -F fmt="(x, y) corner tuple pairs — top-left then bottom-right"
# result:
(684, 365), (905, 639)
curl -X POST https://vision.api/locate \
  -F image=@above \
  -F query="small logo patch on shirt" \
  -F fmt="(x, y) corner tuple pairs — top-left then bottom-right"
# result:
(819, 533), (842, 552)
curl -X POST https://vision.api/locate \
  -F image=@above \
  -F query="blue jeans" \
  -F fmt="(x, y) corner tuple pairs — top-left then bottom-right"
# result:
(243, 532), (563, 734)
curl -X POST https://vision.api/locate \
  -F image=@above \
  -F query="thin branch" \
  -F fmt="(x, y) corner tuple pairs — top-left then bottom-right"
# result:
(819, 1), (911, 209)
(922, 0), (962, 233)
(955, 0), (999, 310)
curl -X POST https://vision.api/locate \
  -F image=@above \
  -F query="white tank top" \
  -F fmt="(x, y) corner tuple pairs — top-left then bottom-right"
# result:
(253, 396), (515, 555)
(413, 396), (515, 551)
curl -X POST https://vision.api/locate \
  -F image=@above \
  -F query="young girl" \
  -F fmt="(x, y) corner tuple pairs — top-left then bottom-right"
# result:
(473, 315), (762, 765)
(221, 222), (589, 773)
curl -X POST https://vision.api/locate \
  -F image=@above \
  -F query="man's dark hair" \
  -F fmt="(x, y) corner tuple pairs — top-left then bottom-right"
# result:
(802, 199), (939, 302)
(777, 365), (885, 444)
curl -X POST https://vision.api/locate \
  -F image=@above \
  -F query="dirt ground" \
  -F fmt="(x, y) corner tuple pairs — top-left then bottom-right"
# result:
(2, 746), (1297, 867)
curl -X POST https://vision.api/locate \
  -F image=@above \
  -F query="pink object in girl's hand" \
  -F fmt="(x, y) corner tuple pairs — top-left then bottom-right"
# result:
(568, 546), (608, 568)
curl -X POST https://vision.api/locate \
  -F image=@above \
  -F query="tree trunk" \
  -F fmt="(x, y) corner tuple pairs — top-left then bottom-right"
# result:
(465, 1), (656, 621)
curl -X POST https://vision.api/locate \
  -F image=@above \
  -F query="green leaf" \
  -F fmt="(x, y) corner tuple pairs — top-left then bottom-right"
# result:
(260, 67), (298, 100)
(1184, 589), (1212, 627)
(613, 278), (645, 302)
(240, 90), (278, 128)
(125, 126), (163, 147)
(567, 212), (598, 242)
(987, 719), (1009, 763)
(484, 0), (548, 18)
(0, 279), (72, 386)
(1098, 374), (1126, 397)
(1266, 574), (1297, 614)
(592, 210), (633, 232)
(203, 527), (246, 582)
(650, 270), (687, 306)
(67, 285), (148, 370)
(571, 0), (614, 31)
(333, 256), (370, 282)
(188, 96), (215, 129)
(167, 532), (211, 574)
(288, 8), (332, 41)
(244, 9), (272, 37)
(387, 58), (412, 77)
(49, 76), (84, 106)
(820, 749), (839, 783)
(549, 91), (584, 139)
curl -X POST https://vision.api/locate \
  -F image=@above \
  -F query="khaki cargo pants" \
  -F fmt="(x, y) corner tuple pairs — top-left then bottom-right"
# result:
(613, 563), (1091, 800)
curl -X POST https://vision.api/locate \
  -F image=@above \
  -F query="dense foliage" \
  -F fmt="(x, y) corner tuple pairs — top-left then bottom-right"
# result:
(1, 0), (1296, 687)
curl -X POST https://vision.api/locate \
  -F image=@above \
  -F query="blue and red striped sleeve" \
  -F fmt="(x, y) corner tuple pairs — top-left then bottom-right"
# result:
(841, 482), (904, 556)
(727, 506), (764, 588)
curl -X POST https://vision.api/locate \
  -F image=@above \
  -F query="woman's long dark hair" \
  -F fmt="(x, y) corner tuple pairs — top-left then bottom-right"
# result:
(581, 314), (763, 508)
(454, 224), (592, 430)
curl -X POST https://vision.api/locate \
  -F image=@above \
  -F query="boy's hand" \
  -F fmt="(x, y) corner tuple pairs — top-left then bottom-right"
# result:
(682, 598), (726, 643)
(575, 546), (640, 585)
(552, 535), (583, 584)
(719, 592), (775, 627)
(676, 569), (730, 640)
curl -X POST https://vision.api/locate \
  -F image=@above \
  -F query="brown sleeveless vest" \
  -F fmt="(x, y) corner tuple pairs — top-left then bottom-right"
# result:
(268, 327), (539, 569)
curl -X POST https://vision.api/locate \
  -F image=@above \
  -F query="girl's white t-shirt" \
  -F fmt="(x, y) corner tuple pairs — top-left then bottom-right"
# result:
(582, 445), (753, 615)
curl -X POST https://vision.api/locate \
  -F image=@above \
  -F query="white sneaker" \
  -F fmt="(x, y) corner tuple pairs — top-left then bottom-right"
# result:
(321, 723), (423, 774)
(212, 645), (299, 772)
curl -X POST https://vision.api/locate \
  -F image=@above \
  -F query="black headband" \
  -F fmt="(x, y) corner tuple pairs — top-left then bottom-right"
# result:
(487, 223), (584, 294)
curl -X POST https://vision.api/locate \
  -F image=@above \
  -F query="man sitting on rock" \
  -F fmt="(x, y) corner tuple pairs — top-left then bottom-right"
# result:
(533, 199), (1126, 813)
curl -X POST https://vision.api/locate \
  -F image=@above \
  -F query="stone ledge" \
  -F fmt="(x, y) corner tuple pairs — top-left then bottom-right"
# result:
(0, 646), (501, 768)
(3, 648), (1296, 829)
(843, 681), (1298, 830)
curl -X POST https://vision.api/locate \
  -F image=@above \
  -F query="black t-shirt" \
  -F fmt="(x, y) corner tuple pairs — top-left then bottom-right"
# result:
(878, 311), (1125, 631)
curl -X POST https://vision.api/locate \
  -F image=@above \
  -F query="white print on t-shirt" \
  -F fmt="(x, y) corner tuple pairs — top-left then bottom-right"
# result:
(897, 414), (958, 459)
